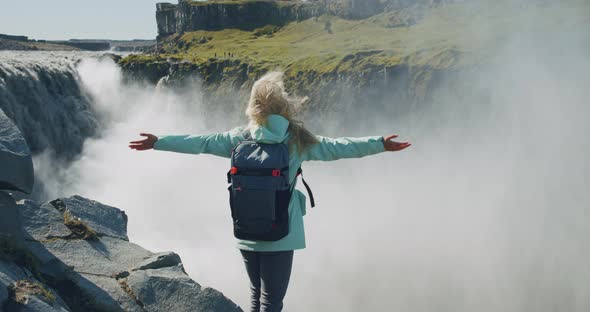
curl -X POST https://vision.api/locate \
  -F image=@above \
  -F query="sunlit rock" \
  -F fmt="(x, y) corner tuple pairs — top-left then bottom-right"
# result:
(16, 195), (243, 311)
(127, 264), (242, 312)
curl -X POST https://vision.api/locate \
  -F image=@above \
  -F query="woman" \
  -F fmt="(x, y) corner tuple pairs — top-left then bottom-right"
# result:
(129, 72), (411, 312)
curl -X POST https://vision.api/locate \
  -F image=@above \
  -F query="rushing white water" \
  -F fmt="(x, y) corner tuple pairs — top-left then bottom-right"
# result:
(0, 51), (100, 162)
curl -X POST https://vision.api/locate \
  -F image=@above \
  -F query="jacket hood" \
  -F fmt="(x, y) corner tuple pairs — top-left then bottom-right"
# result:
(248, 114), (290, 143)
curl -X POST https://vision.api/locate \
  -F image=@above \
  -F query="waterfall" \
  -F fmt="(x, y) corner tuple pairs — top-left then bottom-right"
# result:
(0, 51), (101, 160)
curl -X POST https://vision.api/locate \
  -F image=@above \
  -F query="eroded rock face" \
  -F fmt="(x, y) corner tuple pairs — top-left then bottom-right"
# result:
(156, 0), (324, 39)
(326, 0), (383, 19)
(156, 3), (178, 39)
(0, 107), (33, 194)
(154, 0), (459, 40)
(15, 195), (243, 312)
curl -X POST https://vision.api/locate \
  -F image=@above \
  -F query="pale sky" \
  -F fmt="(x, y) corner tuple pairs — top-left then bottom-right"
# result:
(0, 0), (168, 40)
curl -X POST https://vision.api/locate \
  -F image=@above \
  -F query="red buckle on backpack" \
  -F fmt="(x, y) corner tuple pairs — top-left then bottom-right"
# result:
(230, 167), (238, 175)
(272, 169), (281, 177)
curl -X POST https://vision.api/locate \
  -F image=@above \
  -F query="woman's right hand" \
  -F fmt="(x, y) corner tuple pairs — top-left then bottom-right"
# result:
(129, 133), (158, 151)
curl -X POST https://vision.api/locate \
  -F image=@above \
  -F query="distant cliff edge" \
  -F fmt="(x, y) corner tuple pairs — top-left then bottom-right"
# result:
(156, 0), (325, 40)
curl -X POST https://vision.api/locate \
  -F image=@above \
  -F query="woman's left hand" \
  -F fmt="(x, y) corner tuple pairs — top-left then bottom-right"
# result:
(383, 135), (411, 152)
(129, 133), (158, 151)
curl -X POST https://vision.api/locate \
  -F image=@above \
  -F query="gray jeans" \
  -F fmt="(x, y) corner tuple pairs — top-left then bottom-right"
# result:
(240, 250), (294, 312)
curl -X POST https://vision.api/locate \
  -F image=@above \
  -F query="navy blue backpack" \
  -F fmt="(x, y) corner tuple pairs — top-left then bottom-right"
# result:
(227, 131), (314, 241)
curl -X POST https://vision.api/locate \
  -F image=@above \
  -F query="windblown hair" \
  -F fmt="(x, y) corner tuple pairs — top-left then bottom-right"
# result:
(246, 72), (319, 153)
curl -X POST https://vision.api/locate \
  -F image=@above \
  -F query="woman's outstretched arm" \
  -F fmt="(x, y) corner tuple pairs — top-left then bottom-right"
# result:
(301, 134), (411, 161)
(128, 129), (241, 158)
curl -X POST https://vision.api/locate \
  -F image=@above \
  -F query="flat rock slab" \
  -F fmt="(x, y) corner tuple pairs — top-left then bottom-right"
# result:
(127, 265), (242, 312)
(0, 107), (34, 193)
(132, 251), (182, 271)
(19, 199), (72, 241)
(49, 195), (129, 240)
(73, 273), (142, 312)
(26, 236), (151, 277)
(194, 287), (245, 312)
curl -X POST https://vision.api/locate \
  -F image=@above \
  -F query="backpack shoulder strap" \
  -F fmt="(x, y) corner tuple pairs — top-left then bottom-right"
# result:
(228, 129), (251, 183)
(296, 167), (315, 208)
(242, 128), (252, 141)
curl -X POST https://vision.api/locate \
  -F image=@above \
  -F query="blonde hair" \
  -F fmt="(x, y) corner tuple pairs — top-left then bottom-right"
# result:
(245, 72), (318, 153)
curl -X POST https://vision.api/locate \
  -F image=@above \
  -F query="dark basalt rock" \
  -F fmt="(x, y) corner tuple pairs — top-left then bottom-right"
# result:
(0, 260), (72, 311)
(0, 107), (34, 194)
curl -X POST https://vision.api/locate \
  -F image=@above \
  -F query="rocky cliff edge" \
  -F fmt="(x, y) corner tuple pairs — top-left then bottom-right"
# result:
(0, 107), (242, 311)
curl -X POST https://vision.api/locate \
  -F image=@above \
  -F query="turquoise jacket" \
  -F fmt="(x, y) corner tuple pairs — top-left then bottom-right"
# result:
(153, 114), (385, 252)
